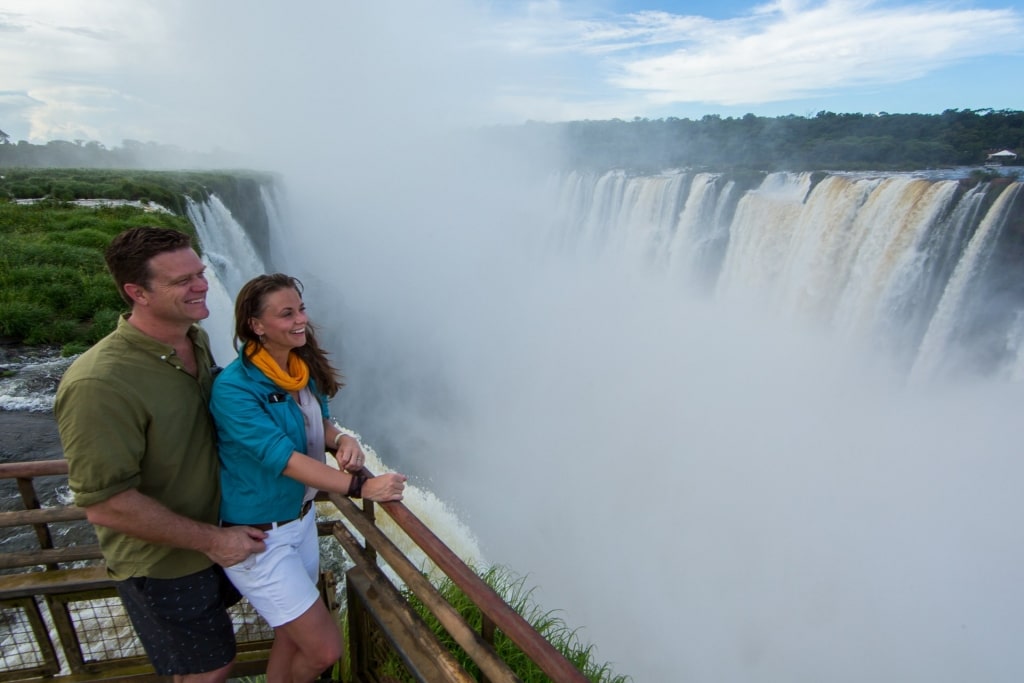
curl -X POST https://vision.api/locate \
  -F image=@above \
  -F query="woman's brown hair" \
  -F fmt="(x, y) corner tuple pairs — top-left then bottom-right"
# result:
(234, 273), (342, 398)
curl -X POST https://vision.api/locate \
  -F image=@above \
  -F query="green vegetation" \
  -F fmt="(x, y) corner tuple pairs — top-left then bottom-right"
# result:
(0, 136), (242, 170)
(0, 167), (276, 215)
(0, 168), (276, 353)
(495, 107), (1024, 172)
(0, 199), (196, 354)
(384, 565), (630, 683)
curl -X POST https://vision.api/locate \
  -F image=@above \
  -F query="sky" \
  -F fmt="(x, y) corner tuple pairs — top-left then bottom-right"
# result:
(0, 0), (1022, 152)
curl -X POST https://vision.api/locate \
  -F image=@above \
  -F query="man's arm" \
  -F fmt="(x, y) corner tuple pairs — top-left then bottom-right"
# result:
(85, 488), (266, 567)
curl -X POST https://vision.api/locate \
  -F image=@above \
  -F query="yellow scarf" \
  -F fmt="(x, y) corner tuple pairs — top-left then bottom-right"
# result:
(245, 342), (310, 391)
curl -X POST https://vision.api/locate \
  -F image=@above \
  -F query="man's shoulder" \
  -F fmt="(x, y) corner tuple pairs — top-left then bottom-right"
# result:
(62, 332), (134, 381)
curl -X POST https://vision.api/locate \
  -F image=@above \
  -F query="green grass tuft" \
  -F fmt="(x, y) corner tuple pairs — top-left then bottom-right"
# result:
(393, 565), (631, 683)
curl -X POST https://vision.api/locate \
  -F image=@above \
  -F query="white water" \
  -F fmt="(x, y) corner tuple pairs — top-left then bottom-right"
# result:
(271, 164), (1024, 683)
(186, 194), (269, 362)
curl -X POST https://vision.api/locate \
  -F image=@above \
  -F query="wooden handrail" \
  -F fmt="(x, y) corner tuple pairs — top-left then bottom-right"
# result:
(339, 471), (590, 683)
(0, 506), (87, 528)
(1, 460), (592, 682)
(0, 545), (105, 570)
(330, 493), (520, 683)
(0, 459), (68, 478)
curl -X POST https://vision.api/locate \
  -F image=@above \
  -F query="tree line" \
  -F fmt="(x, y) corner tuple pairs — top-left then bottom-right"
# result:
(490, 108), (1024, 172)
(4, 108), (1023, 173)
(0, 133), (241, 170)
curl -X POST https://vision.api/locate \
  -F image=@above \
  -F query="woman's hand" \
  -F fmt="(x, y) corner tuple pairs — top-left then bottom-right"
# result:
(361, 472), (407, 502)
(334, 434), (365, 472)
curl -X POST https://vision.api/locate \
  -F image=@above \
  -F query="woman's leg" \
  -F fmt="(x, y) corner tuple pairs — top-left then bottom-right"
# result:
(266, 599), (343, 683)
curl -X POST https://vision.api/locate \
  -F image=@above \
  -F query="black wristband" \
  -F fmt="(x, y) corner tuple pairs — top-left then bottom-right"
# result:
(347, 471), (367, 498)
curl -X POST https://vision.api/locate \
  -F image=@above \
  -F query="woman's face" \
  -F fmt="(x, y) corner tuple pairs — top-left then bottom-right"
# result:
(250, 286), (308, 358)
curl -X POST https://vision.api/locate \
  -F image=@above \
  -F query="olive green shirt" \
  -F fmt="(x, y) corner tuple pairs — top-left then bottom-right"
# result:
(54, 315), (220, 580)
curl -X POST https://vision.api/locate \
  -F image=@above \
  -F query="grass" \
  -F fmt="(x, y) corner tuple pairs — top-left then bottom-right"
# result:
(0, 198), (197, 353)
(393, 565), (631, 683)
(0, 168), (277, 354)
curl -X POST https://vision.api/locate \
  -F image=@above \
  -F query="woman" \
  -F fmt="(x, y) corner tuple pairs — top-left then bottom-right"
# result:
(210, 273), (406, 683)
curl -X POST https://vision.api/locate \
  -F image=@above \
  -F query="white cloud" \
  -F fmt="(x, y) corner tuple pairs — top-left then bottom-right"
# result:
(2, 0), (1022, 145)
(0, 1), (168, 142)
(489, 0), (1024, 109)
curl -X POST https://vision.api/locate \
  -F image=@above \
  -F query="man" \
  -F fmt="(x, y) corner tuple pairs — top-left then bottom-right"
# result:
(54, 227), (266, 683)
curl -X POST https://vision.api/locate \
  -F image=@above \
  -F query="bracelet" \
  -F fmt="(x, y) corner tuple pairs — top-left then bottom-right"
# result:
(347, 471), (367, 498)
(332, 432), (343, 449)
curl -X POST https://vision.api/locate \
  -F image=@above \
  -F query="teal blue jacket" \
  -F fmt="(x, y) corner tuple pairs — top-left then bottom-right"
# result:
(210, 349), (329, 524)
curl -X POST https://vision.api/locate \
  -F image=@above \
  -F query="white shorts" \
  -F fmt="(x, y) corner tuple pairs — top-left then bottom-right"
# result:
(223, 511), (320, 628)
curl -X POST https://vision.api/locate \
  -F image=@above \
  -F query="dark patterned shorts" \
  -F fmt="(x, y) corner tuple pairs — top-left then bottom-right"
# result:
(116, 565), (241, 675)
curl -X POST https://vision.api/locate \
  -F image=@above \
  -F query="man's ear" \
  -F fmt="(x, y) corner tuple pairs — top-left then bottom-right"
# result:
(123, 283), (148, 306)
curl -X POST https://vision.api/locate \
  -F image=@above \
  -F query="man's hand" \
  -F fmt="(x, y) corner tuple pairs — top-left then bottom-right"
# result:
(84, 489), (267, 566)
(209, 526), (267, 567)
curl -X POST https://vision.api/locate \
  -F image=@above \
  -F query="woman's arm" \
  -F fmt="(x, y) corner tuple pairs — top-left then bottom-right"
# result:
(282, 451), (406, 502)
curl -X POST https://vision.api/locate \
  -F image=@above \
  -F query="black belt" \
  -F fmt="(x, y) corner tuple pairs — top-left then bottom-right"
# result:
(221, 499), (313, 531)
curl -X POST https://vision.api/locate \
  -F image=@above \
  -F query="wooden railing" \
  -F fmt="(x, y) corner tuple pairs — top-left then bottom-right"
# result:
(0, 459), (591, 683)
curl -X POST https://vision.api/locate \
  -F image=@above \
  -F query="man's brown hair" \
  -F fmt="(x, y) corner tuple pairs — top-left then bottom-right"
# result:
(104, 227), (193, 306)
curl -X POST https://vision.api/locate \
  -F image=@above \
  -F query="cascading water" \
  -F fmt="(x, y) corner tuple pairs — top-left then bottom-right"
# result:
(284, 162), (1024, 683)
(186, 194), (270, 362)
(551, 169), (1024, 380)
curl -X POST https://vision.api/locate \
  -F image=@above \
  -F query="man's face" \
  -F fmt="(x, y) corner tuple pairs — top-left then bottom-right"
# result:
(139, 248), (210, 324)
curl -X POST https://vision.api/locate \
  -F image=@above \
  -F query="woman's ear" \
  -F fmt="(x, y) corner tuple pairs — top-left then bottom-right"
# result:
(249, 317), (264, 337)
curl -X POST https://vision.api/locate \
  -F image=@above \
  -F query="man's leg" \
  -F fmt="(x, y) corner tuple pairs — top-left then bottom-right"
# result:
(117, 567), (237, 679)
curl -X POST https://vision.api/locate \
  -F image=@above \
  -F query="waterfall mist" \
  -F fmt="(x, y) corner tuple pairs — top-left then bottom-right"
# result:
(156, 4), (1024, 681)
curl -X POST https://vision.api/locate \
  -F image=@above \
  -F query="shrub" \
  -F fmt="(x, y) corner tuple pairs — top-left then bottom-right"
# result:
(0, 171), (225, 347)
(61, 341), (90, 357)
(24, 317), (77, 345)
(0, 301), (42, 339)
(88, 309), (121, 342)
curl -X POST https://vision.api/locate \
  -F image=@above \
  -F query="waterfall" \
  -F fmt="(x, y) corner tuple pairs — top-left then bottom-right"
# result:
(177, 168), (1024, 683)
(548, 169), (1024, 380)
(186, 194), (270, 363)
(911, 183), (1024, 381)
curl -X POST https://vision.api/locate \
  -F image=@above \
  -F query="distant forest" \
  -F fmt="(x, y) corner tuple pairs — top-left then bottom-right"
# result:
(496, 108), (1024, 172)
(2, 108), (1023, 173)
(0, 132), (240, 170)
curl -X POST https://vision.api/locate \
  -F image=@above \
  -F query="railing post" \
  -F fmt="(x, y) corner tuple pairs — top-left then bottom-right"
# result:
(359, 499), (376, 564)
(480, 614), (496, 683)
(15, 475), (58, 570)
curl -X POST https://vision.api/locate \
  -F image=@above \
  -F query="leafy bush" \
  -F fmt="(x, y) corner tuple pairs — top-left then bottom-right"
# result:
(0, 197), (193, 347)
(88, 309), (121, 342)
(0, 301), (42, 339)
(61, 341), (90, 357)
(27, 318), (78, 345)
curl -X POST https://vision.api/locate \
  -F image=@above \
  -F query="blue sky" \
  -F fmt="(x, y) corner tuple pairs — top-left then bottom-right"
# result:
(0, 0), (1021, 151)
